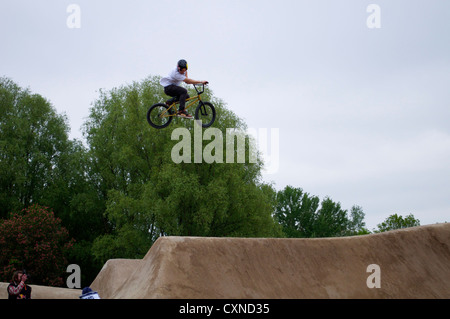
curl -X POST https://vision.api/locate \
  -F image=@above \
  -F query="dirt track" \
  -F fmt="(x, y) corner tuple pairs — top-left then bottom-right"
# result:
(90, 223), (450, 298)
(2, 223), (449, 299)
(0, 282), (81, 299)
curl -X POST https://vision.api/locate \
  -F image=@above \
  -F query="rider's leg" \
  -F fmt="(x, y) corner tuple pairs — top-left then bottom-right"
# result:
(164, 85), (190, 111)
(178, 88), (189, 112)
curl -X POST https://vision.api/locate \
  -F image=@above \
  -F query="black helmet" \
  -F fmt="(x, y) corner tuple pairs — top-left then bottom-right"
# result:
(177, 59), (188, 70)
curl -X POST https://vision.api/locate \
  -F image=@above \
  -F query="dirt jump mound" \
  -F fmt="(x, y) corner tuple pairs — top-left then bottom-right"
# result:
(90, 223), (450, 298)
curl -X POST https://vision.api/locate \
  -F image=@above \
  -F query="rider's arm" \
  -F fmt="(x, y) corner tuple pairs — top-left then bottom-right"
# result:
(184, 78), (207, 85)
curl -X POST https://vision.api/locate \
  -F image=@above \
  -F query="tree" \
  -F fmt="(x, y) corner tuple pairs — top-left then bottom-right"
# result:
(347, 205), (370, 235)
(375, 213), (420, 233)
(84, 76), (282, 263)
(0, 204), (75, 286)
(274, 185), (367, 237)
(0, 77), (107, 285)
(0, 77), (70, 217)
(274, 186), (319, 237)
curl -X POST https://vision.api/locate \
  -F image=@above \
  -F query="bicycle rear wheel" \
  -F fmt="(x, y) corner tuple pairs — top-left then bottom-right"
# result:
(194, 102), (216, 128)
(147, 103), (173, 129)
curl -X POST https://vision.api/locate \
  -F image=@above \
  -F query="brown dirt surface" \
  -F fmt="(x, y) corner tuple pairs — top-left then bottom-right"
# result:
(0, 282), (81, 299)
(3, 223), (448, 299)
(89, 223), (450, 299)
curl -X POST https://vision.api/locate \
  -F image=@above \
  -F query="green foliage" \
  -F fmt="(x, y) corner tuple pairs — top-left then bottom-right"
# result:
(3, 75), (429, 287)
(0, 77), (107, 285)
(348, 205), (371, 235)
(0, 77), (106, 237)
(86, 76), (282, 264)
(0, 204), (75, 286)
(0, 77), (69, 216)
(375, 213), (420, 232)
(274, 185), (369, 238)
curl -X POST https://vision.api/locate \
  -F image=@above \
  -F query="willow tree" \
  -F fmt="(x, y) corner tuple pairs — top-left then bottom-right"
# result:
(84, 76), (282, 262)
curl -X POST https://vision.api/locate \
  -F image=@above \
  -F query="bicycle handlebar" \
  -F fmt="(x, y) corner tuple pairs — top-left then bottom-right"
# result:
(193, 83), (208, 94)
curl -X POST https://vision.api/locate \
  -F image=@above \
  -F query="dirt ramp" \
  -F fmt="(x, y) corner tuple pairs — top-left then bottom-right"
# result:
(92, 223), (450, 298)
(90, 259), (141, 299)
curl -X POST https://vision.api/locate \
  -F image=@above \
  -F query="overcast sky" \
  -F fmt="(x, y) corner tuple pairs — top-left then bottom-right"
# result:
(1, 0), (449, 230)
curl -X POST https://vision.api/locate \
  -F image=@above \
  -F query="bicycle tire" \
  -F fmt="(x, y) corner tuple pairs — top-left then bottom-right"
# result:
(147, 103), (174, 129)
(194, 102), (216, 128)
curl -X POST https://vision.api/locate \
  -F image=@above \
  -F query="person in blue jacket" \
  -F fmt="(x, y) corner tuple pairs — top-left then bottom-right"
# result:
(79, 286), (101, 299)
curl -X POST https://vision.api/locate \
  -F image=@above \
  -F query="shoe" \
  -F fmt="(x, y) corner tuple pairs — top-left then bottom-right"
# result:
(177, 110), (193, 119)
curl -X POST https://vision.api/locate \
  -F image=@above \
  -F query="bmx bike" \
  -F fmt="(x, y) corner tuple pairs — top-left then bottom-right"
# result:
(147, 84), (216, 129)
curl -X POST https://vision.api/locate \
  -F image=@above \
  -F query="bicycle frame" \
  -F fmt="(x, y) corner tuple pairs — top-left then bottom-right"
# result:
(160, 84), (205, 118)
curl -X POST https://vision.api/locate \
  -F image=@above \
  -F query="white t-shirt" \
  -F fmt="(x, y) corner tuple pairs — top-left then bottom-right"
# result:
(160, 68), (186, 87)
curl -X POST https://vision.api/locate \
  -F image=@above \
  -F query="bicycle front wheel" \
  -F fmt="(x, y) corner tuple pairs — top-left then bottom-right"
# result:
(147, 103), (173, 129)
(194, 102), (216, 128)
